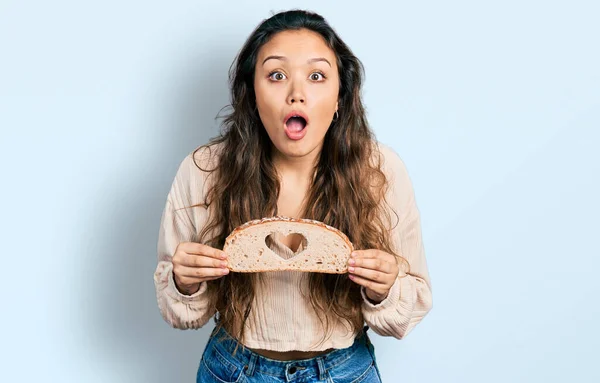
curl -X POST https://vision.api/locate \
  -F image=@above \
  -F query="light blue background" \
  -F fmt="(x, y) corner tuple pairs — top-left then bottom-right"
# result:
(1, 1), (598, 382)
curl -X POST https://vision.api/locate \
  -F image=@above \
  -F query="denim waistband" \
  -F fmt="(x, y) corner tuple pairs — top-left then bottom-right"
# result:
(207, 325), (372, 381)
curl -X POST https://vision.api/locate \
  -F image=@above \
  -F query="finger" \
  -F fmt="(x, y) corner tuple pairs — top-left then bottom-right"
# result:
(348, 274), (387, 294)
(180, 242), (227, 259)
(176, 265), (230, 279)
(348, 266), (393, 285)
(349, 257), (395, 274)
(179, 253), (228, 268)
(176, 274), (224, 288)
(351, 249), (380, 259)
(352, 249), (398, 260)
(200, 275), (227, 282)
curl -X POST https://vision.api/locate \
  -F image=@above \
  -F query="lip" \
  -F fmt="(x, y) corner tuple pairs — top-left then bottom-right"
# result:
(283, 110), (310, 125)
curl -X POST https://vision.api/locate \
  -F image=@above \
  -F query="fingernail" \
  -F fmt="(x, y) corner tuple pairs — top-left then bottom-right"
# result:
(221, 261), (228, 267)
(349, 274), (355, 280)
(222, 268), (229, 274)
(348, 267), (355, 273)
(348, 259), (355, 265)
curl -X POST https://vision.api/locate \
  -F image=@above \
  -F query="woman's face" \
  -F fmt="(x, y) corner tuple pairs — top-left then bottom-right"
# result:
(254, 29), (339, 161)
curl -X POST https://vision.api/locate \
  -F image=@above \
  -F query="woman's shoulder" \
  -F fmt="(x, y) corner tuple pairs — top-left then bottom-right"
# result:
(175, 141), (224, 178)
(371, 141), (417, 212)
(190, 141), (225, 170)
(169, 141), (225, 200)
(372, 140), (409, 179)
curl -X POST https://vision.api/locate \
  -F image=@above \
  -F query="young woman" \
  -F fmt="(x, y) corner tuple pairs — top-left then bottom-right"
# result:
(154, 9), (433, 383)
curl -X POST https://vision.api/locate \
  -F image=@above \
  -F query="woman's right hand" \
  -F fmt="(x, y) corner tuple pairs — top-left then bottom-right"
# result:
(172, 242), (230, 295)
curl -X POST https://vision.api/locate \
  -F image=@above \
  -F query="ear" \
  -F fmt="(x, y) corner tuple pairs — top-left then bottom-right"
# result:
(335, 101), (338, 111)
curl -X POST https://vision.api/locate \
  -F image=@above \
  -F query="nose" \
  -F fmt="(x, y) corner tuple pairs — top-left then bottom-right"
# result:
(286, 80), (305, 105)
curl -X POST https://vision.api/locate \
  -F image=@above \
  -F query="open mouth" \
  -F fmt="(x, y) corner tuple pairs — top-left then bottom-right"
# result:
(285, 115), (307, 133)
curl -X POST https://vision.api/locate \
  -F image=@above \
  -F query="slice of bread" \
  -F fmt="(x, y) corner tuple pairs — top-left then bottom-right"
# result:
(223, 216), (354, 273)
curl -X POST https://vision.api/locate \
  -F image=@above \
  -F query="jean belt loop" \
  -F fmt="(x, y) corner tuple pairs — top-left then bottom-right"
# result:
(316, 357), (327, 381)
(244, 353), (257, 377)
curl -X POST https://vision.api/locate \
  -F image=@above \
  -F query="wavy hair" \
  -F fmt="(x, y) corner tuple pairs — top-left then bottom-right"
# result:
(189, 9), (402, 346)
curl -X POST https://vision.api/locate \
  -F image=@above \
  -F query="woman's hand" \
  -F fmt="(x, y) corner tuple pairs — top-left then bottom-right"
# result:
(347, 250), (405, 304)
(172, 242), (229, 295)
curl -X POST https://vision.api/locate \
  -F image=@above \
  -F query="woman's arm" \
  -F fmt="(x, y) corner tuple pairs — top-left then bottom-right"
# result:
(360, 144), (433, 339)
(153, 153), (217, 329)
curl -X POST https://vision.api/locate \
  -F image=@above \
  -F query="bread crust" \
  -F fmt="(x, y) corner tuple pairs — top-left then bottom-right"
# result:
(223, 216), (354, 273)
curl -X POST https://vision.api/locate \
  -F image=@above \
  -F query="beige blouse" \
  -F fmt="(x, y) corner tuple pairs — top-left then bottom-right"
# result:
(153, 141), (433, 352)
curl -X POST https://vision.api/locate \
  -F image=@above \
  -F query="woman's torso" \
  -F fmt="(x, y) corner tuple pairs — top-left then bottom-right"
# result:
(250, 225), (334, 360)
(249, 175), (333, 361)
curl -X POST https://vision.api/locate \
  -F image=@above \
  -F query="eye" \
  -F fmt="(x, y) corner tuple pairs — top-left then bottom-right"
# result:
(269, 71), (286, 81)
(310, 72), (326, 81)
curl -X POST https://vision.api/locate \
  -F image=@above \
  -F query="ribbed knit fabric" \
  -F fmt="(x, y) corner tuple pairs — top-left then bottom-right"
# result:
(153, 141), (433, 352)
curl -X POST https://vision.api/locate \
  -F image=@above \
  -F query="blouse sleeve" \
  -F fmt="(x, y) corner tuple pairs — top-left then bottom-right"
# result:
(153, 152), (217, 329)
(361, 144), (433, 339)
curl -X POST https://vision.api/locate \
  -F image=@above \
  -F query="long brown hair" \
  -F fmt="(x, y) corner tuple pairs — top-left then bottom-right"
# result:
(189, 10), (400, 346)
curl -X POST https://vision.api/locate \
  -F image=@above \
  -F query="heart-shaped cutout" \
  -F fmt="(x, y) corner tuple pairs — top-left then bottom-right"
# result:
(265, 232), (307, 260)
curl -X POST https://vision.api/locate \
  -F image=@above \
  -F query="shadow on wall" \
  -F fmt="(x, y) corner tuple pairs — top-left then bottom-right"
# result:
(82, 45), (233, 382)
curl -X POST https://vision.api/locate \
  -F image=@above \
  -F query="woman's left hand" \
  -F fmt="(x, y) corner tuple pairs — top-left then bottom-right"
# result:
(347, 250), (403, 304)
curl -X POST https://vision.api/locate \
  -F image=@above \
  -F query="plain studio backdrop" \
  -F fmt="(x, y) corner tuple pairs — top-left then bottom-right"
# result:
(1, 1), (598, 382)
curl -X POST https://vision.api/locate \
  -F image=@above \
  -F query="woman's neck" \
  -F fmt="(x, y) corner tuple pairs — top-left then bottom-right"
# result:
(271, 147), (320, 181)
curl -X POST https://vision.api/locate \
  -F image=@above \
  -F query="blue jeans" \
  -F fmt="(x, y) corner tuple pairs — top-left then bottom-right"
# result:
(197, 325), (383, 382)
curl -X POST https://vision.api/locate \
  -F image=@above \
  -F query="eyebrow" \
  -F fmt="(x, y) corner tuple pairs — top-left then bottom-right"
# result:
(262, 55), (332, 67)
